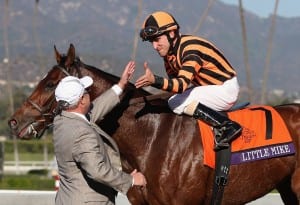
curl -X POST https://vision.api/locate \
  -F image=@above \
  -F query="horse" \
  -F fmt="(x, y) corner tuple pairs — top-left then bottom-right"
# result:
(8, 44), (300, 205)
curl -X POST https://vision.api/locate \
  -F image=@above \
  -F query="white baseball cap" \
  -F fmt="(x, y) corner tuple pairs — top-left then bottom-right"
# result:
(55, 76), (93, 105)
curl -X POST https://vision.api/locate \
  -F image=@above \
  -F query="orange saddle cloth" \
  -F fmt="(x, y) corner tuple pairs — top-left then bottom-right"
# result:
(198, 105), (295, 169)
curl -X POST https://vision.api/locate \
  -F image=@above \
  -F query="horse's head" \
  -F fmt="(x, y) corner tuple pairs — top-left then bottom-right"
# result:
(8, 44), (84, 139)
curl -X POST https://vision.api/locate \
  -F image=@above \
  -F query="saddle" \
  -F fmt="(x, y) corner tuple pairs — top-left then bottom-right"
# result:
(199, 104), (294, 168)
(201, 104), (295, 205)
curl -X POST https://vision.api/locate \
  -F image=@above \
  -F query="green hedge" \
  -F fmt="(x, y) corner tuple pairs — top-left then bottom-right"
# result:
(0, 173), (55, 190)
(3, 137), (55, 161)
(4, 138), (54, 153)
(0, 137), (56, 190)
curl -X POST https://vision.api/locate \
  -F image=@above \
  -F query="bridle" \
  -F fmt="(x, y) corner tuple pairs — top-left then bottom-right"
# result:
(27, 97), (56, 138)
(26, 63), (79, 138)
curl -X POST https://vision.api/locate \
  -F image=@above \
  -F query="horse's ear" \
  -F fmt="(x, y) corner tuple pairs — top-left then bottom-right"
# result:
(54, 45), (62, 64)
(65, 44), (76, 68)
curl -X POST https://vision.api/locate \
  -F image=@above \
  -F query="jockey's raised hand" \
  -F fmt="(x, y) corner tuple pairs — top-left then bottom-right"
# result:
(135, 61), (155, 88)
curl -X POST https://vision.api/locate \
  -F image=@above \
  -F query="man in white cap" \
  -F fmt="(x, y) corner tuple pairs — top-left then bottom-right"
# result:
(53, 61), (146, 205)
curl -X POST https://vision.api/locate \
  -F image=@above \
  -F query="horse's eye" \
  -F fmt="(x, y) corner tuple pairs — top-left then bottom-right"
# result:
(45, 81), (56, 91)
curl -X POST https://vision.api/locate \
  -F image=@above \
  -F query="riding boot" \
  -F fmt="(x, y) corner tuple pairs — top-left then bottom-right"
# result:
(192, 103), (242, 151)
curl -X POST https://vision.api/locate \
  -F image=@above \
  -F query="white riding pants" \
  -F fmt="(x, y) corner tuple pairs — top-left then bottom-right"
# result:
(168, 77), (240, 114)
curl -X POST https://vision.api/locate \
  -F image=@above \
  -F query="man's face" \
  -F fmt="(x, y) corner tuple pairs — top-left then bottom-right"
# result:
(151, 34), (170, 57)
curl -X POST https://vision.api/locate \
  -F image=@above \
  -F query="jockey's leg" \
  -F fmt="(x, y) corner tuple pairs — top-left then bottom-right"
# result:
(184, 102), (242, 151)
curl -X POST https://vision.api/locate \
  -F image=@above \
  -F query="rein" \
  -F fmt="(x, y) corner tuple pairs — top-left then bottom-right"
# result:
(28, 98), (56, 118)
(129, 92), (172, 105)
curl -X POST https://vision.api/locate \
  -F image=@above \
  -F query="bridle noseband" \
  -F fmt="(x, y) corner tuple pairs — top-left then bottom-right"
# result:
(27, 98), (56, 138)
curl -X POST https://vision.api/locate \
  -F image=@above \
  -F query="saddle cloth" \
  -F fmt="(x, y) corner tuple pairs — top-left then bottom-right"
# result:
(198, 105), (295, 169)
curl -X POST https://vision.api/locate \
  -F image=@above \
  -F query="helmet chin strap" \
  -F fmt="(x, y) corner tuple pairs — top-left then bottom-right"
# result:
(166, 31), (179, 54)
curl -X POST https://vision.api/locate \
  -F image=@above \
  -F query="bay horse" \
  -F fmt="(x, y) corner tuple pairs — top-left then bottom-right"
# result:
(8, 44), (300, 205)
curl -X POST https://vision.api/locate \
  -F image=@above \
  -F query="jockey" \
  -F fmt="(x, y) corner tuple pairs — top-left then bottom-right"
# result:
(135, 11), (242, 151)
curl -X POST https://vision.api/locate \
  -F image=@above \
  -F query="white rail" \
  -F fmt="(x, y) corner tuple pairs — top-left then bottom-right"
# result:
(4, 160), (57, 174)
(5, 161), (54, 167)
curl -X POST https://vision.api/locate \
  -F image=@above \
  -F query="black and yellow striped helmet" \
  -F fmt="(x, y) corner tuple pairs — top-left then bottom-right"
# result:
(140, 11), (180, 41)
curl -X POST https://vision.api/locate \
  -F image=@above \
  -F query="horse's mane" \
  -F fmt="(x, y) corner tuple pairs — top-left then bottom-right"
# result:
(84, 62), (121, 84)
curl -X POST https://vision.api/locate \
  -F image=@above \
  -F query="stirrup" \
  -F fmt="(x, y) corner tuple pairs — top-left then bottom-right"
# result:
(213, 127), (242, 151)
(214, 140), (230, 152)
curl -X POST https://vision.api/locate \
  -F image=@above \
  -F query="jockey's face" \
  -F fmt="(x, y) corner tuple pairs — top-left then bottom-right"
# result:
(151, 34), (170, 57)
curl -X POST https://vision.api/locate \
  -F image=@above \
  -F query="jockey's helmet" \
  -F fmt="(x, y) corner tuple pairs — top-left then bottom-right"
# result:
(140, 11), (180, 42)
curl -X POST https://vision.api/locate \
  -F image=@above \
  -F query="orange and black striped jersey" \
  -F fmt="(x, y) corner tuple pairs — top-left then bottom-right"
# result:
(153, 35), (237, 93)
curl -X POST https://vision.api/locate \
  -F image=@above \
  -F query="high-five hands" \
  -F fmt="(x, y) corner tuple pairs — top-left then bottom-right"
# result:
(135, 62), (155, 88)
(118, 61), (135, 90)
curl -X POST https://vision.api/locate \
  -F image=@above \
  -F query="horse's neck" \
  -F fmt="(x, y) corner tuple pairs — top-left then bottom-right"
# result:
(114, 107), (200, 173)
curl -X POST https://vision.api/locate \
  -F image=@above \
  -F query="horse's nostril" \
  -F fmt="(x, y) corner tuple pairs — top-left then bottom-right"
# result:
(9, 119), (18, 128)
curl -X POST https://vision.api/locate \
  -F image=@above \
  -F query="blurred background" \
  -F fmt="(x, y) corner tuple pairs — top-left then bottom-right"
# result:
(0, 0), (299, 201)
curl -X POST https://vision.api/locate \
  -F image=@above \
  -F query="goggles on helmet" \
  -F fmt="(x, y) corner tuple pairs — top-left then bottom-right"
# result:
(140, 23), (177, 41)
(140, 26), (162, 41)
